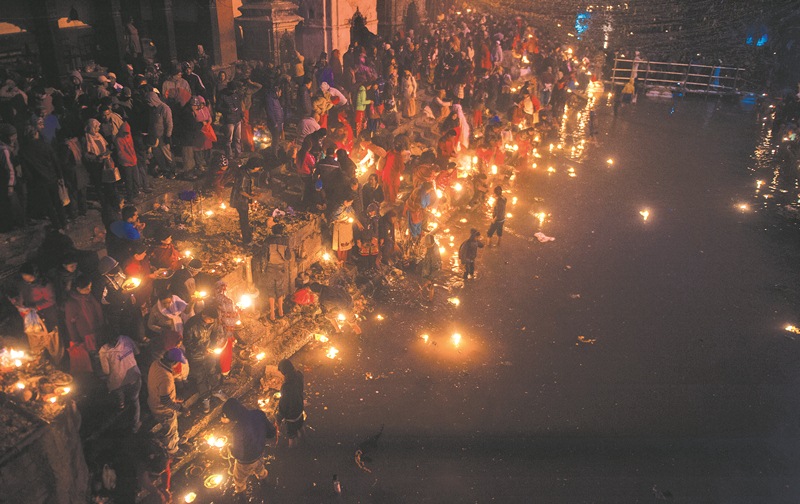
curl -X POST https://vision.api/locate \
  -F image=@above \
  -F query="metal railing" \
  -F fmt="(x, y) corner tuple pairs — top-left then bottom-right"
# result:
(611, 58), (747, 95)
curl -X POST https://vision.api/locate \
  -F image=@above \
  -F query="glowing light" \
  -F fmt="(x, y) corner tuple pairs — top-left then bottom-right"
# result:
(235, 320), (242, 326)
(421, 334), (430, 343)
(322, 252), (332, 261)
(234, 257), (243, 263)
(347, 217), (355, 223)
(512, 144), (519, 152)
(204, 474), (224, 488)
(756, 180), (764, 189)
(512, 197), (518, 204)
(448, 297), (460, 307)
(316, 334), (329, 343)
(13, 360), (22, 367)
(547, 167), (556, 173)
(487, 196), (496, 207)
(213, 347), (223, 355)
(326, 347), (339, 359)
(606, 158), (614, 165)
(238, 294), (253, 309)
(123, 277), (141, 291)
(453, 183), (463, 192)
(184, 492), (197, 503)
(536, 212), (546, 225)
(256, 352), (266, 360)
(472, 156), (478, 164)
(337, 313), (346, 322)
(194, 290), (208, 298)
(376, 314), (384, 321)
(451, 333), (462, 347)
(639, 209), (650, 221)
(204, 210), (214, 217)
(61, 387), (71, 395)
(15, 381), (24, 390)
(506, 213), (513, 218)
(491, 165), (498, 175)
(737, 203), (749, 211)
(220, 203), (227, 210)
(439, 246), (446, 254)
(184, 250), (192, 258)
(459, 218), (468, 223)
(785, 325), (800, 334)
(49, 396), (57, 403)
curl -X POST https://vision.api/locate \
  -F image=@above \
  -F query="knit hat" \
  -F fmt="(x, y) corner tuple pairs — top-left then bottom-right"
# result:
(165, 348), (187, 364)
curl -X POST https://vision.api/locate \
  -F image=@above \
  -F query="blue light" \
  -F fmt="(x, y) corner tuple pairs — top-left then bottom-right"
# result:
(575, 12), (590, 40)
(756, 34), (768, 47)
(746, 35), (753, 45)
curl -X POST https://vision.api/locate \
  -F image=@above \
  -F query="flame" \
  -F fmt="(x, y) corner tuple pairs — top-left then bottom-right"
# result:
(491, 165), (498, 175)
(213, 347), (223, 355)
(421, 334), (430, 343)
(337, 313), (346, 322)
(326, 347), (339, 359)
(606, 158), (614, 165)
(453, 183), (463, 192)
(448, 297), (460, 306)
(737, 203), (749, 211)
(204, 210), (214, 217)
(220, 203), (227, 210)
(238, 294), (253, 309)
(376, 314), (384, 321)
(322, 252), (332, 261)
(256, 352), (266, 360)
(472, 156), (478, 164)
(49, 396), (57, 403)
(512, 197), (518, 204)
(184, 492), (197, 503)
(536, 212), (546, 225)
(639, 210), (650, 221)
(451, 333), (462, 347)
(15, 381), (24, 389)
(439, 246), (446, 254)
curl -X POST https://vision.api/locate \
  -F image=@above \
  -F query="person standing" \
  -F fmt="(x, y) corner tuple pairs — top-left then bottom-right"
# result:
(99, 330), (142, 433)
(218, 81), (243, 160)
(487, 186), (507, 246)
(147, 348), (187, 457)
(229, 157), (264, 245)
(265, 87), (284, 156)
(401, 69), (418, 118)
(0, 123), (24, 231)
(20, 122), (68, 230)
(354, 83), (372, 137)
(64, 274), (105, 371)
(221, 398), (276, 495)
(145, 92), (176, 179)
(276, 359), (305, 448)
(183, 306), (224, 410)
(255, 223), (292, 322)
(459, 228), (484, 280)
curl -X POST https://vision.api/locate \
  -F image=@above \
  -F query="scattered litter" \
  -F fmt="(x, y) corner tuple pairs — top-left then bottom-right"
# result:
(534, 232), (556, 242)
(570, 294), (581, 299)
(355, 449), (372, 473)
(576, 335), (596, 345)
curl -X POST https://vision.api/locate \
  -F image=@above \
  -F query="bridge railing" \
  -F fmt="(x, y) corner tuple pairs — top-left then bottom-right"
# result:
(611, 58), (746, 95)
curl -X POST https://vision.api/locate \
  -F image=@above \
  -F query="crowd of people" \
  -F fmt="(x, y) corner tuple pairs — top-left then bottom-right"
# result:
(0, 4), (603, 502)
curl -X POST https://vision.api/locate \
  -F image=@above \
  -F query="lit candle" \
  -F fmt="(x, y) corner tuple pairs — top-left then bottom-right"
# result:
(451, 333), (462, 347)
(326, 347), (339, 359)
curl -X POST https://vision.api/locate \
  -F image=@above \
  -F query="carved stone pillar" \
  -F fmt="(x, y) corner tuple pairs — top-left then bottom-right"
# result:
(235, 0), (303, 64)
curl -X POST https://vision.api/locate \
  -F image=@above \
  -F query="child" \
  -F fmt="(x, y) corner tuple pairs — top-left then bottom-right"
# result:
(487, 186), (507, 246)
(458, 228), (484, 280)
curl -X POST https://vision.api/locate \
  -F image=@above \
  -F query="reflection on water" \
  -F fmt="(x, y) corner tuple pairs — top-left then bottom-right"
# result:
(749, 110), (800, 215)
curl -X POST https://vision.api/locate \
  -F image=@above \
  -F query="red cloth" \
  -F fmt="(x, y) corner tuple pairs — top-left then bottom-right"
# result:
(64, 291), (104, 348)
(219, 336), (234, 374)
(379, 150), (404, 203)
(292, 287), (315, 305)
(354, 110), (365, 136)
(150, 244), (181, 271)
(68, 343), (93, 374)
(114, 122), (137, 167)
(296, 152), (315, 176)
(242, 110), (254, 152)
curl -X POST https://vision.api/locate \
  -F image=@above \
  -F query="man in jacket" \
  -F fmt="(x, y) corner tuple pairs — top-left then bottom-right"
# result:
(221, 398), (276, 494)
(145, 91), (175, 178)
(265, 88), (284, 155)
(99, 330), (142, 432)
(229, 157), (264, 244)
(296, 76), (314, 119)
(218, 81), (243, 160)
(183, 306), (224, 399)
(459, 228), (485, 280)
(147, 348), (187, 457)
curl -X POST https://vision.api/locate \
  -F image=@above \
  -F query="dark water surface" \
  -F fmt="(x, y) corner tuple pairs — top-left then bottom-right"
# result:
(199, 95), (800, 503)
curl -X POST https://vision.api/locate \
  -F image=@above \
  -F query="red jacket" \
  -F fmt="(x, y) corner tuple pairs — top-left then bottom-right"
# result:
(114, 122), (137, 167)
(64, 291), (104, 349)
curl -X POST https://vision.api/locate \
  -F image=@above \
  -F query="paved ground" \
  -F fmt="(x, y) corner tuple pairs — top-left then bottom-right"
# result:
(175, 95), (800, 503)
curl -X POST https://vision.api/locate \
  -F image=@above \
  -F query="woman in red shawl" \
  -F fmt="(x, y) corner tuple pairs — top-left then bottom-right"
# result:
(379, 148), (404, 204)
